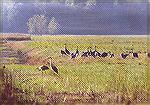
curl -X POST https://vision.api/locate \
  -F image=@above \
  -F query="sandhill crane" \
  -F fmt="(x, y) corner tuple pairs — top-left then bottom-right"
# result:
(37, 64), (49, 77)
(81, 48), (89, 57)
(108, 51), (115, 58)
(71, 53), (77, 59)
(88, 47), (92, 56)
(75, 46), (79, 56)
(81, 52), (88, 57)
(110, 53), (115, 58)
(130, 49), (139, 58)
(101, 52), (108, 58)
(37, 65), (49, 71)
(91, 46), (98, 58)
(132, 53), (138, 58)
(71, 46), (80, 59)
(97, 52), (101, 57)
(64, 44), (70, 55)
(121, 53), (129, 59)
(61, 50), (67, 56)
(37, 57), (58, 74)
(48, 57), (59, 74)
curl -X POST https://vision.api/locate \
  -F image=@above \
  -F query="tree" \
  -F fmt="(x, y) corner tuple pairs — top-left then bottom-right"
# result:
(27, 14), (48, 35)
(48, 17), (60, 34)
(85, 0), (96, 7)
(65, 0), (75, 7)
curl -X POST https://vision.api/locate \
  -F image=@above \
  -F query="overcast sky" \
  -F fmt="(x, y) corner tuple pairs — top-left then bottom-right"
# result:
(2, 0), (149, 35)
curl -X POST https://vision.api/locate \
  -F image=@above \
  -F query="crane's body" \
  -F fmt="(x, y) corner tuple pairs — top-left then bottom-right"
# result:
(64, 44), (70, 55)
(37, 57), (59, 75)
(38, 65), (49, 71)
(48, 57), (59, 74)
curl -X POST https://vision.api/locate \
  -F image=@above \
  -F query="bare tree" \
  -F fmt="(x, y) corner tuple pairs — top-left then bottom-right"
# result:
(27, 15), (48, 35)
(48, 17), (60, 34)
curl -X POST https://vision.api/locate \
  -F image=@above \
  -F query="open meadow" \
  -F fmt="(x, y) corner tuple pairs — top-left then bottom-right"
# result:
(1, 35), (150, 105)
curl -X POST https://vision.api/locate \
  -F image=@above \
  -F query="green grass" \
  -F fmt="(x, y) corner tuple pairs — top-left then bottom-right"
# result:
(2, 35), (150, 97)
(5, 59), (149, 93)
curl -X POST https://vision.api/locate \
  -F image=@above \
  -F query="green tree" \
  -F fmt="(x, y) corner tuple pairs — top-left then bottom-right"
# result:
(27, 15), (48, 35)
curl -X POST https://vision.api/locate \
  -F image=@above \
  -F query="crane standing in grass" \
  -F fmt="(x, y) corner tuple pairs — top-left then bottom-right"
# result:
(91, 46), (97, 58)
(37, 57), (59, 74)
(81, 47), (89, 57)
(37, 57), (59, 92)
(61, 50), (67, 57)
(71, 46), (80, 59)
(48, 57), (59, 74)
(64, 44), (71, 55)
(75, 46), (79, 56)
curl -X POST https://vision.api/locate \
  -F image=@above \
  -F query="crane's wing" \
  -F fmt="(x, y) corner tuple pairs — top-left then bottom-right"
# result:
(40, 65), (49, 70)
(65, 48), (70, 55)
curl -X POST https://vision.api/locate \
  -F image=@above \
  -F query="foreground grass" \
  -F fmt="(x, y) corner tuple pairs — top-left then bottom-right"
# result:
(5, 58), (150, 93)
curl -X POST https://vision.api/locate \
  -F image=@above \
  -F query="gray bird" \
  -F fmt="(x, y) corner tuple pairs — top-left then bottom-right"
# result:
(48, 57), (59, 74)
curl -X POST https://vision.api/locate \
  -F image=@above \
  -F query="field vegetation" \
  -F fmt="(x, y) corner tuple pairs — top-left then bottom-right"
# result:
(1, 35), (150, 104)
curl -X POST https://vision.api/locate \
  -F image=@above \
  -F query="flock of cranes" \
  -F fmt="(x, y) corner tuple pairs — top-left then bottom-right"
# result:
(61, 45), (115, 59)
(31, 43), (150, 75)
(3, 44), (150, 75)
(60, 44), (150, 59)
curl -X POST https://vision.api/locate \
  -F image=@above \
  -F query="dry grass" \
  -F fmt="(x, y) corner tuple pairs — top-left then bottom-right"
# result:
(0, 33), (31, 41)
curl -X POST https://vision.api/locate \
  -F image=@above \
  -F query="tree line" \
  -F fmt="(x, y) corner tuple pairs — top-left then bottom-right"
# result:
(27, 15), (60, 35)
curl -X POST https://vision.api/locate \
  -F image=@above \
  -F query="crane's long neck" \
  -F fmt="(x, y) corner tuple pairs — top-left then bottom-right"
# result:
(48, 59), (52, 67)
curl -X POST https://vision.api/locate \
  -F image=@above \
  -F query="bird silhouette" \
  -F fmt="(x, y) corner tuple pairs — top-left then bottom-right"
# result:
(71, 53), (77, 59)
(37, 65), (49, 71)
(81, 47), (89, 57)
(91, 46), (97, 58)
(75, 46), (79, 56)
(37, 57), (59, 74)
(121, 53), (129, 59)
(64, 44), (70, 55)
(61, 50), (67, 56)
(48, 57), (59, 74)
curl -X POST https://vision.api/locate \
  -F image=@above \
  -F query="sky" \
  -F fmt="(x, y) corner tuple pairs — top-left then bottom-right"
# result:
(1, 0), (149, 35)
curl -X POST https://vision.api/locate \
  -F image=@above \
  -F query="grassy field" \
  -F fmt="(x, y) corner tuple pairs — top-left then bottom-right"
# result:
(1, 35), (150, 104)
